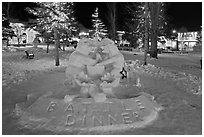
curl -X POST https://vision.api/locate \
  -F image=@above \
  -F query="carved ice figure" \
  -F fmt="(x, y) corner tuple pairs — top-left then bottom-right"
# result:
(97, 38), (125, 95)
(124, 61), (142, 87)
(64, 38), (101, 87)
(64, 38), (107, 102)
(81, 83), (106, 102)
(64, 38), (126, 101)
(97, 39), (124, 78)
(87, 65), (105, 78)
(100, 37), (115, 45)
(73, 79), (106, 102)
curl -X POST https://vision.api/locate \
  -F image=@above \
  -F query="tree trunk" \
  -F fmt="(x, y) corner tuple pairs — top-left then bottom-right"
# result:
(54, 28), (60, 66)
(150, 29), (158, 58)
(112, 3), (116, 41)
(149, 2), (160, 59)
(144, 2), (149, 65)
(107, 3), (116, 41)
(46, 43), (49, 53)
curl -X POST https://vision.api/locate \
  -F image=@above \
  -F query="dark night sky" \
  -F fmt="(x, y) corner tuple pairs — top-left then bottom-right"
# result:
(165, 2), (202, 31)
(4, 2), (202, 32)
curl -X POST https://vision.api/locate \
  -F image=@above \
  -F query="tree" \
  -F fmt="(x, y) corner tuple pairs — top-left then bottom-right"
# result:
(144, 2), (149, 65)
(125, 2), (166, 59)
(106, 3), (117, 41)
(39, 30), (54, 53)
(2, 2), (11, 19)
(2, 18), (15, 48)
(125, 2), (150, 64)
(27, 2), (76, 66)
(125, 2), (150, 50)
(9, 22), (25, 45)
(92, 7), (108, 40)
(149, 3), (162, 58)
(27, 20), (55, 51)
(2, 2), (15, 48)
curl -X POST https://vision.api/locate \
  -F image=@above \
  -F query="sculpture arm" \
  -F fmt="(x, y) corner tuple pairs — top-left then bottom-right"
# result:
(96, 54), (123, 66)
(83, 53), (102, 66)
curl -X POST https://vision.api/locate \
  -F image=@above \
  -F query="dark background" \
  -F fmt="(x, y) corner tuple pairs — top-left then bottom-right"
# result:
(3, 2), (202, 32)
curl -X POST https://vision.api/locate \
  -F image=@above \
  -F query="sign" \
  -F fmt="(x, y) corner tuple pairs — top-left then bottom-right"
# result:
(16, 93), (162, 132)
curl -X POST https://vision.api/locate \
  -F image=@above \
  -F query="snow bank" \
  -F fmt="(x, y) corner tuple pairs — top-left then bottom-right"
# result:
(125, 60), (202, 95)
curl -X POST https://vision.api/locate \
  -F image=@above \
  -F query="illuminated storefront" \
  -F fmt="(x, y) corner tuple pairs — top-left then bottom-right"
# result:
(177, 31), (198, 51)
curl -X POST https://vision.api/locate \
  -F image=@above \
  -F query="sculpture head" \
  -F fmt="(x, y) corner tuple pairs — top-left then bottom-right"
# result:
(101, 44), (120, 57)
(100, 38), (115, 47)
(98, 38), (117, 59)
(76, 38), (95, 55)
(90, 38), (102, 54)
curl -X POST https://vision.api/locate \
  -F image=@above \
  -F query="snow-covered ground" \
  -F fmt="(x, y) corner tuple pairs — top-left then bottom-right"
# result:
(2, 48), (202, 135)
(122, 51), (202, 78)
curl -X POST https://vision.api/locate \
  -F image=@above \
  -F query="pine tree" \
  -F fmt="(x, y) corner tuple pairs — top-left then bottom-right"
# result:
(27, 2), (77, 66)
(125, 3), (146, 39)
(125, 2), (166, 59)
(92, 7), (108, 39)
(27, 2), (76, 31)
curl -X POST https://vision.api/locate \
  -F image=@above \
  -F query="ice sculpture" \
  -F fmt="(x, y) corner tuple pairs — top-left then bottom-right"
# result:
(64, 38), (125, 102)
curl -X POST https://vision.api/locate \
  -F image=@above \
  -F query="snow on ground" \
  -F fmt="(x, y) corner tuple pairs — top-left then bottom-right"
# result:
(2, 47), (201, 92)
(2, 47), (202, 134)
(2, 46), (73, 88)
(122, 51), (202, 78)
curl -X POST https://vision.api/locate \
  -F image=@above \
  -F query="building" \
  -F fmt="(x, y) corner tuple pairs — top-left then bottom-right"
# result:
(8, 23), (40, 45)
(177, 31), (198, 51)
(157, 31), (198, 51)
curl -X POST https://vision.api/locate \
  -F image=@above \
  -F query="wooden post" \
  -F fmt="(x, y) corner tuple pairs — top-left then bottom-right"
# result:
(46, 43), (49, 53)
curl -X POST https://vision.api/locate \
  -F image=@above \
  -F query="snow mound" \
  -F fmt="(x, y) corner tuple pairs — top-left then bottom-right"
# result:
(125, 60), (202, 95)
